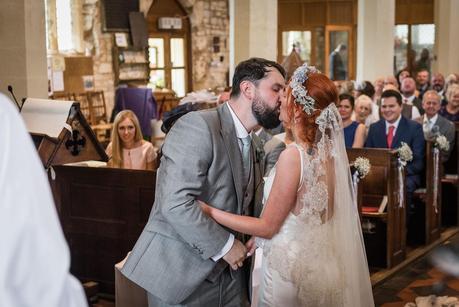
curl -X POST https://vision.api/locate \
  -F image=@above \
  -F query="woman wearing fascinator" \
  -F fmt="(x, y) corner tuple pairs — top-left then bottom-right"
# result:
(200, 64), (374, 306)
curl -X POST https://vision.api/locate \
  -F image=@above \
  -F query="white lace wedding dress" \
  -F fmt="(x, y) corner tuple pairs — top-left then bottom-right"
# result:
(256, 143), (374, 307)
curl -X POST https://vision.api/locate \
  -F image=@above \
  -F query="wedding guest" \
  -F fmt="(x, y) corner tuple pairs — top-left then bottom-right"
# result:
(384, 75), (399, 89)
(354, 81), (379, 123)
(339, 93), (366, 148)
(355, 94), (378, 128)
(444, 73), (459, 103)
(106, 110), (157, 170)
(365, 90), (425, 225)
(440, 84), (459, 122)
(373, 77), (385, 101)
(416, 69), (430, 100)
(431, 73), (446, 101)
(396, 69), (411, 88)
(400, 77), (423, 118)
(415, 90), (455, 161)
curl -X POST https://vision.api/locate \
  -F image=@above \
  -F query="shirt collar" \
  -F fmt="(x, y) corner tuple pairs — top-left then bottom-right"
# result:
(403, 95), (415, 104)
(226, 103), (250, 139)
(424, 114), (438, 125)
(385, 115), (402, 132)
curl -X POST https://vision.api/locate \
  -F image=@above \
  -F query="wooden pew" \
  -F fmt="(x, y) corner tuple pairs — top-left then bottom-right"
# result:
(413, 141), (442, 244)
(347, 148), (406, 268)
(441, 122), (459, 226)
(50, 165), (156, 294)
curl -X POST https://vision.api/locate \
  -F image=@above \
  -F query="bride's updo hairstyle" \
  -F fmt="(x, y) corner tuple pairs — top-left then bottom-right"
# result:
(286, 69), (338, 146)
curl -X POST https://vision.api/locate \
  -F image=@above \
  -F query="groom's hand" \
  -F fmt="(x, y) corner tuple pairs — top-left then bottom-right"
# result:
(223, 239), (247, 270)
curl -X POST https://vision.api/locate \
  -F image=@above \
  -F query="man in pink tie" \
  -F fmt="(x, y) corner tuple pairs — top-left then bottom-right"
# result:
(365, 89), (425, 230)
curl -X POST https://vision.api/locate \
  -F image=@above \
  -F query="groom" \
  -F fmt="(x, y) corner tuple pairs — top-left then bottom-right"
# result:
(121, 58), (286, 306)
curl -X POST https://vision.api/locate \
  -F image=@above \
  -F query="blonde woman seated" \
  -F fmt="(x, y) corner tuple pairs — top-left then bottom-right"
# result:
(354, 94), (378, 128)
(106, 110), (157, 170)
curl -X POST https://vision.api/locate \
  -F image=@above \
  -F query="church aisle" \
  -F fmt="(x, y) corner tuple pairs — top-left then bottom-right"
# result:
(373, 232), (459, 306)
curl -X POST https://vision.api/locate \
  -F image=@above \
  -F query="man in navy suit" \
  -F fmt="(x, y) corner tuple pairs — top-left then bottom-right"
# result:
(365, 89), (425, 222)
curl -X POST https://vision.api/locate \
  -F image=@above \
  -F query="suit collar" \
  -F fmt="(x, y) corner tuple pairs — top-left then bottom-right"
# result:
(391, 116), (408, 148)
(226, 102), (250, 139)
(218, 104), (244, 210)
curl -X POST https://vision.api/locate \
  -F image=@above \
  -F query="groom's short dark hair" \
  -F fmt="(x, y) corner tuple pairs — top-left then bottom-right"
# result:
(230, 58), (286, 99)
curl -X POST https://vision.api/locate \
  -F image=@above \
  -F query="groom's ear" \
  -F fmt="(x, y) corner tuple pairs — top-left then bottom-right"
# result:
(240, 80), (255, 100)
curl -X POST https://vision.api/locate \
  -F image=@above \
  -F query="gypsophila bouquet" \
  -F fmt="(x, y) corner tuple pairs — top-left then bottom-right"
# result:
(435, 135), (450, 152)
(397, 142), (413, 166)
(353, 157), (371, 179)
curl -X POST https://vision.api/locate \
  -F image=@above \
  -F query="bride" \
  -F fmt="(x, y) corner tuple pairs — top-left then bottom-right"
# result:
(200, 64), (375, 306)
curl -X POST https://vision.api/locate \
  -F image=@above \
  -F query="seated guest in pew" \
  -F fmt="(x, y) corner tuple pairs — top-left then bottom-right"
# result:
(106, 110), (157, 170)
(415, 90), (456, 161)
(339, 93), (366, 148)
(0, 94), (87, 307)
(400, 77), (423, 118)
(440, 84), (459, 122)
(365, 89), (425, 221)
(354, 94), (378, 129)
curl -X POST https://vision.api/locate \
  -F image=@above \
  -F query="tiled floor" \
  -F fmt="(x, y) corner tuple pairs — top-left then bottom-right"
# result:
(374, 233), (459, 306)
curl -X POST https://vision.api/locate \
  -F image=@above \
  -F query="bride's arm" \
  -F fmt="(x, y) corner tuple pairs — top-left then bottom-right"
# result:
(200, 146), (301, 239)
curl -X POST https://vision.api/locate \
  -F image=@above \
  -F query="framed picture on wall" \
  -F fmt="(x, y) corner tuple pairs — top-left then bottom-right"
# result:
(115, 32), (128, 47)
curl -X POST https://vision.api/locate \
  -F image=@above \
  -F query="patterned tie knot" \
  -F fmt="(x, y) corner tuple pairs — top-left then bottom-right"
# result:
(241, 135), (251, 146)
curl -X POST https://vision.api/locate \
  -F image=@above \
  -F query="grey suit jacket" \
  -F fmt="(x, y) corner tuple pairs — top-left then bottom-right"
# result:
(121, 104), (264, 304)
(256, 129), (286, 175)
(416, 114), (456, 161)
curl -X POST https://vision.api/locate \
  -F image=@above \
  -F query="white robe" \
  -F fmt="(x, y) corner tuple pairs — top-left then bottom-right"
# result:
(0, 94), (87, 307)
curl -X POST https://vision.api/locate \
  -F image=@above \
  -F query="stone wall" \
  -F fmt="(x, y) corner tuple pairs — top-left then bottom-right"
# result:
(179, 0), (230, 91)
(75, 0), (230, 114)
(82, 0), (115, 116)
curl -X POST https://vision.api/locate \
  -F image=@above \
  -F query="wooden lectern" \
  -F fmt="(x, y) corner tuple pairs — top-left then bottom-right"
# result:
(23, 99), (108, 168)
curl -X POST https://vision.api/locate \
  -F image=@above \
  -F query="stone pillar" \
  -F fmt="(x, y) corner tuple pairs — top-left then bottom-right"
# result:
(229, 0), (277, 82)
(356, 0), (395, 82)
(0, 0), (48, 100)
(433, 0), (459, 75)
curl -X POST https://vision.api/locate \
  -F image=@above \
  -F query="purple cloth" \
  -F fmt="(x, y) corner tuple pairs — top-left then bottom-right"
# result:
(114, 88), (157, 137)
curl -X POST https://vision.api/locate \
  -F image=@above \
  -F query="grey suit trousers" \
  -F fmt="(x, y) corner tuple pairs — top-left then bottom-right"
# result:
(147, 266), (249, 307)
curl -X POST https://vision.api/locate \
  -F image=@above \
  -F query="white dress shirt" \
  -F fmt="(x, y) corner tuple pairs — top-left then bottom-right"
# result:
(385, 115), (402, 135)
(423, 114), (438, 133)
(212, 103), (252, 261)
(402, 95), (421, 119)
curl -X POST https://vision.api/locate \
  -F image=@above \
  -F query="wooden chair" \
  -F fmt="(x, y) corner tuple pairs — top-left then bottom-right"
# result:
(71, 91), (112, 145)
(347, 148), (406, 268)
(71, 92), (92, 124)
(87, 91), (112, 145)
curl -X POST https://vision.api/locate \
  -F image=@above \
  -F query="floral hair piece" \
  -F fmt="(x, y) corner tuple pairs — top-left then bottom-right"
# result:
(290, 63), (320, 115)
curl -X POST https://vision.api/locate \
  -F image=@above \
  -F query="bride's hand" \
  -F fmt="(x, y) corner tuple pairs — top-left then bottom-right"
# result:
(245, 236), (257, 257)
(198, 200), (211, 216)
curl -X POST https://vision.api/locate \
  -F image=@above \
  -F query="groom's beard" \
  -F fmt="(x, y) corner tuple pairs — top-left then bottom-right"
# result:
(252, 93), (281, 129)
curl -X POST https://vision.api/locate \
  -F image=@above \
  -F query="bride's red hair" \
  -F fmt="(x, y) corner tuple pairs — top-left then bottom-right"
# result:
(286, 73), (338, 146)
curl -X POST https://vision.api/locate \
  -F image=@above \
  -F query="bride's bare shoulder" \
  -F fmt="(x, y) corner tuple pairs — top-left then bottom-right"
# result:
(277, 145), (301, 168)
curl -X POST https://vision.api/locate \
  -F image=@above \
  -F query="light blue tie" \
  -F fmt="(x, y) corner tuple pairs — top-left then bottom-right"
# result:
(240, 135), (252, 184)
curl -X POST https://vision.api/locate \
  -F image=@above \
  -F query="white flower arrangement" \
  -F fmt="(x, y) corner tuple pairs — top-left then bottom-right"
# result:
(397, 142), (413, 166)
(435, 135), (450, 152)
(353, 157), (371, 179)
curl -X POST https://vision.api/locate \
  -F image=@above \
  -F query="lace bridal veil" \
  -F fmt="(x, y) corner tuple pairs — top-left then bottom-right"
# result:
(314, 103), (375, 306)
(262, 64), (374, 306)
